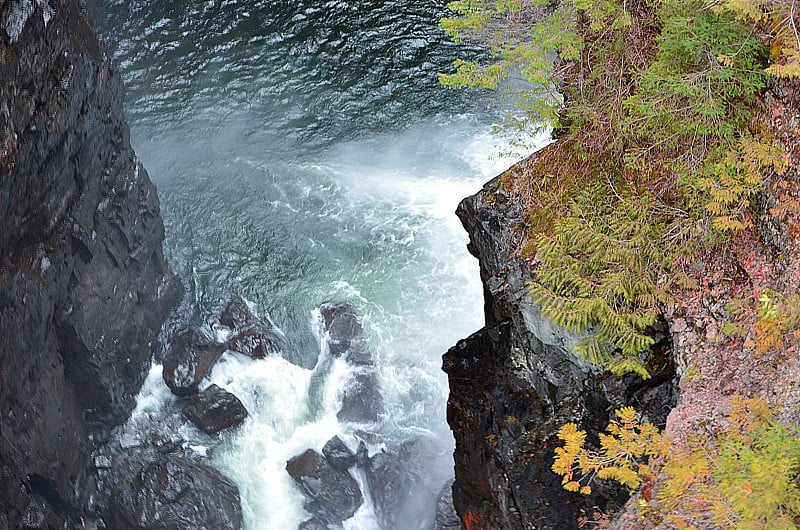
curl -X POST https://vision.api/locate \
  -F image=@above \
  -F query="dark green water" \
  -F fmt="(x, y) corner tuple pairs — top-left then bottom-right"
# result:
(96, 1), (514, 528)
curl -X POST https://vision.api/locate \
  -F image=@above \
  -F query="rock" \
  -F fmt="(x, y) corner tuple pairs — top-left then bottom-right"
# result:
(0, 1), (181, 526)
(364, 451), (410, 530)
(217, 296), (257, 330)
(216, 295), (283, 358)
(94, 456), (112, 469)
(337, 371), (383, 423)
(228, 327), (281, 359)
(183, 384), (249, 435)
(435, 480), (460, 530)
(298, 517), (340, 530)
(356, 441), (369, 468)
(322, 436), (356, 472)
(162, 328), (227, 396)
(110, 454), (242, 530)
(286, 449), (362, 524)
(318, 302), (370, 363)
(20, 500), (46, 529)
(445, 171), (676, 528)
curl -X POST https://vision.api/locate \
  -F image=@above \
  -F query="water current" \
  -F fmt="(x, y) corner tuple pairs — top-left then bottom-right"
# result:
(95, 1), (521, 528)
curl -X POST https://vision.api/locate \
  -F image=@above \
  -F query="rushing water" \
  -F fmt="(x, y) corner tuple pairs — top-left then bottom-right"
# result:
(96, 1), (515, 528)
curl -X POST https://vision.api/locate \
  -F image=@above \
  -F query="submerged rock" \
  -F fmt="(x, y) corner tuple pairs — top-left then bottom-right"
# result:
(318, 302), (371, 364)
(322, 436), (357, 472)
(286, 449), (362, 524)
(217, 295), (257, 330)
(162, 328), (227, 396)
(298, 516), (342, 530)
(110, 454), (242, 530)
(183, 384), (248, 435)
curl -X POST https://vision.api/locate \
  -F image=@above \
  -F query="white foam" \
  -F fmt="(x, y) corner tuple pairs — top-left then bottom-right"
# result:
(129, 363), (175, 423)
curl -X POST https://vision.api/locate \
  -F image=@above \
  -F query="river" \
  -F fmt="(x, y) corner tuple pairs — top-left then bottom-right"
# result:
(95, 1), (512, 528)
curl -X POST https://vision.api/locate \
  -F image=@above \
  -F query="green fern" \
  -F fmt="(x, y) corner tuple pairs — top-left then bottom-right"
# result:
(529, 190), (670, 378)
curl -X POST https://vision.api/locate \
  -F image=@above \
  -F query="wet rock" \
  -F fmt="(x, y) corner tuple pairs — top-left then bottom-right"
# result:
(162, 328), (227, 396)
(110, 454), (242, 530)
(183, 384), (249, 435)
(435, 480), (460, 530)
(227, 327), (281, 359)
(356, 441), (369, 468)
(337, 371), (383, 423)
(286, 449), (362, 524)
(217, 295), (257, 330)
(298, 516), (341, 530)
(318, 302), (371, 364)
(322, 436), (356, 472)
(216, 295), (283, 358)
(364, 451), (410, 530)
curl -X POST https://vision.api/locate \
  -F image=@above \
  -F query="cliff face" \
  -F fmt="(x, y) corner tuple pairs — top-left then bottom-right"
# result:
(0, 1), (181, 526)
(445, 166), (676, 529)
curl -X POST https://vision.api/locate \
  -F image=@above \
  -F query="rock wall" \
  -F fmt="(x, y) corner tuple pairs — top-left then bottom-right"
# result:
(445, 163), (676, 529)
(0, 1), (181, 526)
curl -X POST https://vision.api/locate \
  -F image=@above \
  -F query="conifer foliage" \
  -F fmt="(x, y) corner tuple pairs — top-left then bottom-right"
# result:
(441, 0), (797, 377)
(551, 407), (662, 494)
(656, 397), (800, 529)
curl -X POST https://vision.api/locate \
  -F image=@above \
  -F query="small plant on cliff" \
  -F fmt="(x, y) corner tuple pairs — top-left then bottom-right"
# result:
(554, 398), (800, 528)
(754, 290), (800, 355)
(654, 397), (800, 529)
(529, 191), (671, 379)
(552, 406), (662, 494)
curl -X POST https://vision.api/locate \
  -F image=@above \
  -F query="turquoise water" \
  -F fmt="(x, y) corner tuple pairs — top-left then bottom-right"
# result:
(96, 1), (513, 528)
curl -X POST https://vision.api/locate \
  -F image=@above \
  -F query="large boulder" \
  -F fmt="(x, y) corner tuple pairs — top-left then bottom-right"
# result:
(216, 295), (282, 359)
(322, 436), (357, 472)
(364, 451), (410, 530)
(318, 302), (370, 364)
(183, 384), (248, 435)
(227, 327), (281, 359)
(337, 371), (383, 423)
(110, 454), (242, 530)
(286, 449), (362, 524)
(162, 328), (226, 396)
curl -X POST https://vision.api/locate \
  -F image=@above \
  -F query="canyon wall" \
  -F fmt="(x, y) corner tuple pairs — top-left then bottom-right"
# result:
(0, 1), (181, 526)
(445, 165), (676, 529)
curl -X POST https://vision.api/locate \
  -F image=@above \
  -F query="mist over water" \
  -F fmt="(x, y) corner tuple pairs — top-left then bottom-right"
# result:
(96, 1), (516, 528)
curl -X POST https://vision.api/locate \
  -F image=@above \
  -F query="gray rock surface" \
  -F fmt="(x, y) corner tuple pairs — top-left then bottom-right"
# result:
(322, 436), (356, 472)
(364, 451), (410, 530)
(216, 295), (283, 359)
(162, 328), (226, 396)
(109, 454), (242, 530)
(0, 1), (181, 527)
(286, 449), (362, 525)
